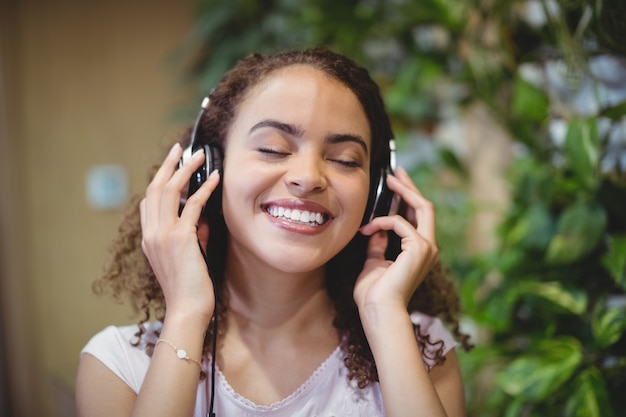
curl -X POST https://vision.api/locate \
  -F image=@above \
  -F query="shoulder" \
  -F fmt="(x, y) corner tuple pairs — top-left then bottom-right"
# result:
(80, 322), (162, 393)
(410, 311), (457, 368)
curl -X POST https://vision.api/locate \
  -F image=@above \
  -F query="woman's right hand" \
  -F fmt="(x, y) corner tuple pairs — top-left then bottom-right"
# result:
(139, 143), (221, 327)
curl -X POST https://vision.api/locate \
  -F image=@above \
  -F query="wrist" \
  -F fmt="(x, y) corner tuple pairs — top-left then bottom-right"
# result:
(163, 306), (214, 333)
(359, 305), (419, 365)
(359, 303), (410, 335)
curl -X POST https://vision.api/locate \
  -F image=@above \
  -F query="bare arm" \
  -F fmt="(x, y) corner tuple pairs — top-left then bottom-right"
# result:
(430, 349), (465, 417)
(76, 314), (208, 417)
(361, 306), (464, 417)
(357, 167), (465, 417)
(76, 144), (220, 417)
(76, 354), (136, 417)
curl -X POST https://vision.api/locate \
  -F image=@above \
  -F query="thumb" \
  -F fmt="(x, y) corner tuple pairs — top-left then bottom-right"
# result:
(366, 231), (388, 261)
(197, 220), (210, 253)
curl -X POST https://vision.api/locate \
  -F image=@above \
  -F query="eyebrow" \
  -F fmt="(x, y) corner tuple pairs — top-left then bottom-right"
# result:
(249, 119), (369, 154)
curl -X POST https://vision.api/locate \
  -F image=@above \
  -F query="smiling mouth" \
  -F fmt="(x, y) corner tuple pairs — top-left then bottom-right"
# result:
(266, 206), (329, 226)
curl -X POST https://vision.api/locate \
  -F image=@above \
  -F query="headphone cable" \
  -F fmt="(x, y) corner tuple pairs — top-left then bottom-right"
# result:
(198, 240), (217, 417)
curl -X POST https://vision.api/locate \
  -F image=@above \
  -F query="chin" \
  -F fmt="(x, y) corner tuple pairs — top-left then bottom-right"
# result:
(261, 249), (332, 275)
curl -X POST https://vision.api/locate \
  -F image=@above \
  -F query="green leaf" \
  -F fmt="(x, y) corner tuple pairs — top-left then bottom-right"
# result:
(601, 234), (626, 291)
(481, 284), (521, 332)
(511, 76), (549, 122)
(384, 56), (441, 120)
(496, 337), (582, 401)
(592, 304), (626, 348)
(545, 200), (607, 265)
(564, 118), (600, 189)
(599, 100), (626, 120)
(518, 281), (587, 315)
(565, 367), (613, 417)
(506, 204), (554, 251)
(439, 147), (468, 177)
(503, 398), (524, 417)
(460, 344), (505, 372)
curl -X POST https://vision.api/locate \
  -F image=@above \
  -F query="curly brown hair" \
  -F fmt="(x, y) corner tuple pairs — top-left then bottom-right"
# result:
(94, 47), (472, 388)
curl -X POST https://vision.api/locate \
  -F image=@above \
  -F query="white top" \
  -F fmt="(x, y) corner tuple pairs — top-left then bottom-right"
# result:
(81, 311), (456, 416)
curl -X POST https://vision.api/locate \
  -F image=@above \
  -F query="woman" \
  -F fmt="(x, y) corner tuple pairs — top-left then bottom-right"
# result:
(76, 48), (471, 417)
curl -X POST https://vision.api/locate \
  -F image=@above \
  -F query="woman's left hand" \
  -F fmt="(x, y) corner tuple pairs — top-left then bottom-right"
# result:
(354, 167), (439, 312)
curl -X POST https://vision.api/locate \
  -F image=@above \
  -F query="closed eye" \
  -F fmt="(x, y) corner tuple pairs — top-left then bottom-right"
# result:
(329, 158), (361, 168)
(258, 147), (290, 158)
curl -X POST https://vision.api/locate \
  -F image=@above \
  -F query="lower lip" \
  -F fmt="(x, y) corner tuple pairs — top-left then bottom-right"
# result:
(265, 212), (331, 235)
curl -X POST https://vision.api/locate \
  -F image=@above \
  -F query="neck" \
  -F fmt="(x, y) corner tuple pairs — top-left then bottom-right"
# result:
(222, 258), (337, 348)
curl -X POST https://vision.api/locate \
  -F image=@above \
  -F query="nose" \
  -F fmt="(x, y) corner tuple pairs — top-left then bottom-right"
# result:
(284, 153), (327, 195)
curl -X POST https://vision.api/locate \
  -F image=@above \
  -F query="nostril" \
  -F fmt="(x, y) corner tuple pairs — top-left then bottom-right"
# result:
(286, 178), (326, 194)
(285, 168), (327, 194)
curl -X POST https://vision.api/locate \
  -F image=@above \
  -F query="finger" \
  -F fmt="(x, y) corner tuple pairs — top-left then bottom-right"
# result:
(394, 166), (422, 195)
(386, 169), (423, 203)
(150, 143), (183, 188)
(139, 198), (147, 232)
(139, 198), (147, 253)
(360, 215), (416, 244)
(179, 169), (220, 225)
(365, 230), (388, 260)
(144, 143), (183, 228)
(386, 171), (436, 243)
(170, 148), (206, 185)
(197, 220), (210, 253)
(362, 215), (439, 281)
(387, 168), (419, 226)
(159, 148), (207, 223)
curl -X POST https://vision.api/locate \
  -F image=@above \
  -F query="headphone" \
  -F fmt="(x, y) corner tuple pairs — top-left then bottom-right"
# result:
(363, 138), (400, 225)
(178, 97), (223, 217)
(179, 97), (399, 224)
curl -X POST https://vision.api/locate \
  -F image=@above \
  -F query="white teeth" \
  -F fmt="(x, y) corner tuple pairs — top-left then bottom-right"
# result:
(266, 206), (327, 225)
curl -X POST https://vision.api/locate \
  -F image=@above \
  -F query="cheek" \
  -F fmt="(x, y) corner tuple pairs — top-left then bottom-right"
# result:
(221, 149), (253, 202)
(343, 177), (371, 225)
(221, 169), (258, 212)
(220, 175), (255, 243)
(220, 159), (277, 219)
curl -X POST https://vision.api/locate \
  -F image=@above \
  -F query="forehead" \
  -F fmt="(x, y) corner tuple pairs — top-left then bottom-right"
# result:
(232, 64), (371, 140)
(248, 64), (349, 96)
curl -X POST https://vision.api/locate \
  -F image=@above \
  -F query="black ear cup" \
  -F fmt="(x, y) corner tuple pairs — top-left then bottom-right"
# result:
(372, 167), (400, 219)
(186, 144), (223, 197)
(177, 96), (223, 217)
(362, 167), (400, 225)
(362, 139), (400, 225)
(179, 143), (223, 216)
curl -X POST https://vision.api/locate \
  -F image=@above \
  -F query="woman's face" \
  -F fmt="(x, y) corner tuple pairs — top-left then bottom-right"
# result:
(221, 64), (371, 274)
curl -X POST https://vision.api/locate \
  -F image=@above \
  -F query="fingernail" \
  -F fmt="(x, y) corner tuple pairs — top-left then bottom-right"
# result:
(169, 143), (181, 155)
(209, 169), (220, 178)
(192, 148), (205, 158)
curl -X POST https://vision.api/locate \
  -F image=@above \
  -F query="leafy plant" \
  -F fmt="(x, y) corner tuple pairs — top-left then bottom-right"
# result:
(457, 1), (626, 415)
(175, 0), (626, 415)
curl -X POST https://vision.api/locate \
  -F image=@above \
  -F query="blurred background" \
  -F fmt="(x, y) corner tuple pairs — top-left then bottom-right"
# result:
(1, 0), (625, 416)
